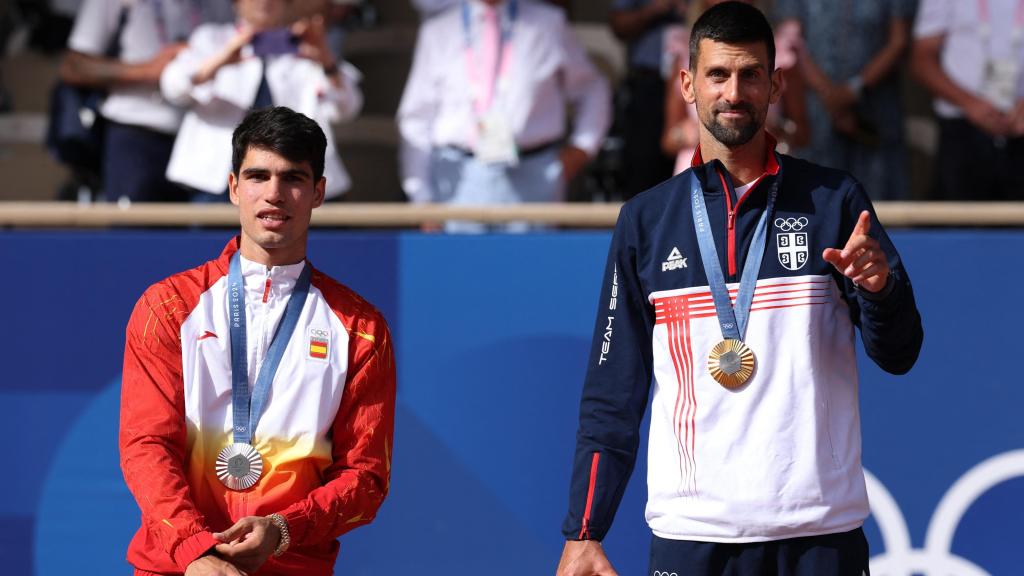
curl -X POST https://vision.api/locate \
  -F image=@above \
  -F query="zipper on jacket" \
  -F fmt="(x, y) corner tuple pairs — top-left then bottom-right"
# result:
(717, 168), (766, 280)
(262, 277), (272, 304)
(579, 452), (601, 540)
(717, 170), (739, 279)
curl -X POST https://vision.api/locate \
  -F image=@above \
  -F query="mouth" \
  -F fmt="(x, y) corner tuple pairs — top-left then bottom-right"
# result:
(256, 210), (290, 227)
(716, 109), (751, 119)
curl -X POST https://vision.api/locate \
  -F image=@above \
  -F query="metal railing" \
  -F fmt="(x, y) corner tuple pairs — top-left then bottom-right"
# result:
(2, 201), (1024, 228)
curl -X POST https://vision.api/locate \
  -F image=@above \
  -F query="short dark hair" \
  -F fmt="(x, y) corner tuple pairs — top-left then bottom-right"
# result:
(689, 1), (775, 72)
(231, 106), (327, 180)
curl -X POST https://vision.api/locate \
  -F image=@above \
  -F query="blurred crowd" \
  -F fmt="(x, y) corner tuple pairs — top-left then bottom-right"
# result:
(3, 0), (1024, 213)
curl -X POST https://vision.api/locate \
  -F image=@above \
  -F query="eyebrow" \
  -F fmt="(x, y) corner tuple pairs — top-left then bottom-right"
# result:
(704, 63), (765, 76)
(240, 167), (311, 179)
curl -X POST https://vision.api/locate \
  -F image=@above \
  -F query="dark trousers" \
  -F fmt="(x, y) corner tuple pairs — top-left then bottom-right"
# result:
(649, 528), (869, 576)
(103, 122), (188, 203)
(621, 69), (676, 200)
(934, 118), (1024, 201)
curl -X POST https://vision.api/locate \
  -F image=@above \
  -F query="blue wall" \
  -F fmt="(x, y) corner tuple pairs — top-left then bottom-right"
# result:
(1, 229), (1022, 575)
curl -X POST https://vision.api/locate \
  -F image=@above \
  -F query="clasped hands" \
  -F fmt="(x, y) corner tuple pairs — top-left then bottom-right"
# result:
(185, 516), (281, 576)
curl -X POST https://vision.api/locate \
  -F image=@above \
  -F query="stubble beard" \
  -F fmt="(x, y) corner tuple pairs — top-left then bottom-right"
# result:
(700, 101), (764, 147)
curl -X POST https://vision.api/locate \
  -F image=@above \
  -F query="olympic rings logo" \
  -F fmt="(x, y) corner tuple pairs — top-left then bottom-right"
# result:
(652, 571), (678, 576)
(774, 217), (808, 232)
(866, 449), (1024, 575)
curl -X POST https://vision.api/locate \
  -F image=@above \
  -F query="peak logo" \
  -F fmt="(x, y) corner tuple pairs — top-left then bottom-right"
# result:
(662, 247), (687, 272)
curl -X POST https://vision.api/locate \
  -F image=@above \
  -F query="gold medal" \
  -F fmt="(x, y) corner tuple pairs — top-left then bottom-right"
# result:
(707, 339), (756, 389)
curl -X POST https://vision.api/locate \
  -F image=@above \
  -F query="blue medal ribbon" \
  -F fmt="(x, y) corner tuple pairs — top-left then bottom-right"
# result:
(688, 167), (779, 341)
(228, 252), (311, 446)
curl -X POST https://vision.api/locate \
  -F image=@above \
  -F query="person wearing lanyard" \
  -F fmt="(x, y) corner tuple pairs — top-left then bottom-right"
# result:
(396, 0), (611, 232)
(119, 107), (396, 576)
(913, 0), (1024, 201)
(557, 3), (922, 575)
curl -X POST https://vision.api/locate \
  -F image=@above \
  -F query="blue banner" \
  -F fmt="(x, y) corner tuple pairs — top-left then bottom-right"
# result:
(0, 229), (1021, 575)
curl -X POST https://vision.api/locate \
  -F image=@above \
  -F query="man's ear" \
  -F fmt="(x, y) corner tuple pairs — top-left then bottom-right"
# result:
(228, 172), (240, 206)
(680, 68), (697, 105)
(314, 177), (326, 208)
(769, 67), (784, 106)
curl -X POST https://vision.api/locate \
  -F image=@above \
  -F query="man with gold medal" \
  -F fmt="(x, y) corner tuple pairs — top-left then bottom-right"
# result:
(558, 3), (923, 575)
(119, 107), (396, 576)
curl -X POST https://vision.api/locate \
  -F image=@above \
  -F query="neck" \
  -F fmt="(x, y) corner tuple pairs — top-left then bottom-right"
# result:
(698, 130), (768, 186)
(238, 238), (306, 269)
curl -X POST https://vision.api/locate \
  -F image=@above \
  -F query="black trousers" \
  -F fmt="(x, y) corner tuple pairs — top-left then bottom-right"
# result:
(103, 122), (188, 203)
(933, 118), (1024, 201)
(649, 528), (869, 576)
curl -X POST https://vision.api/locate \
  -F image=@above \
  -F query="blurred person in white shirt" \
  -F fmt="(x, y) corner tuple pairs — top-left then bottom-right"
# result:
(396, 0), (611, 232)
(913, 0), (1024, 201)
(160, 0), (363, 202)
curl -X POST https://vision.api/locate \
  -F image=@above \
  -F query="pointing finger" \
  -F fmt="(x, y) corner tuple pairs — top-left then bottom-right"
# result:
(846, 211), (871, 245)
(841, 212), (874, 258)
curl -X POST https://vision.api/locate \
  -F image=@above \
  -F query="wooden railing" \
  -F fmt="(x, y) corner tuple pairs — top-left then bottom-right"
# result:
(2, 201), (1024, 228)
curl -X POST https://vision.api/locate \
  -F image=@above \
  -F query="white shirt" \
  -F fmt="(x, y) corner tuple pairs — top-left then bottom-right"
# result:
(915, 0), (1024, 117)
(68, 0), (232, 133)
(160, 22), (363, 197)
(396, 0), (611, 203)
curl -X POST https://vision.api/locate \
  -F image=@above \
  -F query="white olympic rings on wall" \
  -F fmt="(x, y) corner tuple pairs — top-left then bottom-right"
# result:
(866, 449), (1024, 575)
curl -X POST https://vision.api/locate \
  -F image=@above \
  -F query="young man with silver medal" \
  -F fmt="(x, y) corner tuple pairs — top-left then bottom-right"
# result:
(120, 107), (395, 576)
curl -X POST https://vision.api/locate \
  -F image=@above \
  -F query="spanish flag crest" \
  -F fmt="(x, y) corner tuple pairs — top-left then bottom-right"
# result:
(308, 327), (330, 360)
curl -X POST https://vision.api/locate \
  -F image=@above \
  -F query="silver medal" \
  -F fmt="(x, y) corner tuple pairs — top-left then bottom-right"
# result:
(216, 442), (263, 490)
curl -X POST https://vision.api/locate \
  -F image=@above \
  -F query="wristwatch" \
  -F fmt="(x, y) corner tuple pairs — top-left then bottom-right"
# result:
(266, 513), (291, 557)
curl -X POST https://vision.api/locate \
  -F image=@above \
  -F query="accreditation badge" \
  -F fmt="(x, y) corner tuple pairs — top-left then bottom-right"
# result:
(216, 442), (264, 491)
(474, 110), (519, 166)
(707, 339), (756, 389)
(981, 58), (1019, 112)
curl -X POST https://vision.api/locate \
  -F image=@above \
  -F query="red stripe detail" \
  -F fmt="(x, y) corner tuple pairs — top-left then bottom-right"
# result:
(579, 452), (600, 540)
(678, 317), (696, 495)
(655, 298), (827, 324)
(684, 316), (696, 494)
(667, 318), (688, 483)
(653, 280), (831, 307)
(262, 278), (272, 304)
(659, 295), (698, 496)
(749, 301), (828, 313)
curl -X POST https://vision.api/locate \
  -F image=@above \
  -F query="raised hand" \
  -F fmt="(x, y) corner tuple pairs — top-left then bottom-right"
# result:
(822, 210), (890, 293)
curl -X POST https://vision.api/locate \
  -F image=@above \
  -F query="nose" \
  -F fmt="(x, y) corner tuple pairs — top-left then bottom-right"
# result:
(722, 74), (741, 104)
(264, 176), (285, 203)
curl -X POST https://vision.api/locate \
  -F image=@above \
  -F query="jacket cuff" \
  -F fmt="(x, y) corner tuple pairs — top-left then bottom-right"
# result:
(173, 531), (218, 572)
(282, 507), (311, 547)
(856, 271), (897, 302)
